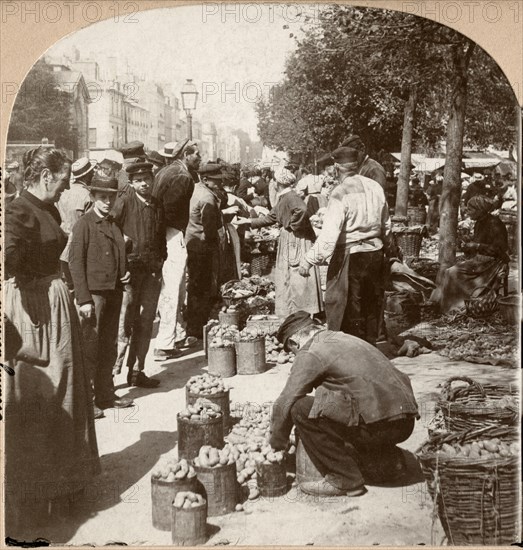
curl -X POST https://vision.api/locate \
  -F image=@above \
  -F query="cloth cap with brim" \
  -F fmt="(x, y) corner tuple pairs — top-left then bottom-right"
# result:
(89, 173), (119, 193)
(198, 163), (223, 180)
(331, 147), (359, 164)
(126, 161), (154, 177)
(160, 140), (189, 159)
(317, 152), (335, 168)
(147, 151), (166, 167)
(98, 159), (122, 172)
(72, 157), (95, 179)
(340, 134), (363, 148)
(276, 311), (315, 350)
(118, 141), (145, 159)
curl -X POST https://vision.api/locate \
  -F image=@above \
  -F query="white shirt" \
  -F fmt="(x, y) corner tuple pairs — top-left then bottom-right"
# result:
(305, 174), (390, 265)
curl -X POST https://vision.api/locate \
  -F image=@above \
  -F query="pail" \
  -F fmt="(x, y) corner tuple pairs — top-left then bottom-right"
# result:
(256, 461), (288, 497)
(194, 462), (238, 517)
(171, 499), (208, 546)
(151, 475), (199, 531)
(177, 415), (224, 461)
(235, 338), (266, 375)
(186, 387), (231, 431)
(207, 346), (236, 378)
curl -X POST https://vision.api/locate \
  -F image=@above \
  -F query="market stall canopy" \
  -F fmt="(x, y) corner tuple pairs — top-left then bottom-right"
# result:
(462, 152), (501, 169)
(390, 153), (446, 173)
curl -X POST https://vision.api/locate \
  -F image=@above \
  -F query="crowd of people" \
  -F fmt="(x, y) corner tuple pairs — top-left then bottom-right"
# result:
(3, 133), (516, 534)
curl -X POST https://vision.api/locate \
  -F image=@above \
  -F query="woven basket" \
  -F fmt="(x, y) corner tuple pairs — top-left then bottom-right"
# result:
(251, 253), (273, 277)
(417, 425), (520, 546)
(394, 230), (423, 259)
(407, 206), (427, 225)
(464, 285), (498, 318)
(437, 376), (519, 432)
(220, 280), (257, 307)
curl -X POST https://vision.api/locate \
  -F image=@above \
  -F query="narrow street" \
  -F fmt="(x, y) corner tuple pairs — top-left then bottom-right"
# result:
(37, 329), (518, 546)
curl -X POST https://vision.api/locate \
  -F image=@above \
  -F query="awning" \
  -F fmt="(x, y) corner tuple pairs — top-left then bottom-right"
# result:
(462, 158), (500, 169)
(391, 153), (445, 173)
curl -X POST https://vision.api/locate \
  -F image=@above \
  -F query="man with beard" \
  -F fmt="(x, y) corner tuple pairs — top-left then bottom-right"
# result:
(152, 140), (201, 360)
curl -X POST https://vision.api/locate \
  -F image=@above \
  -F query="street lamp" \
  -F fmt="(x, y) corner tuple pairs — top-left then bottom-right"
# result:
(181, 79), (198, 140)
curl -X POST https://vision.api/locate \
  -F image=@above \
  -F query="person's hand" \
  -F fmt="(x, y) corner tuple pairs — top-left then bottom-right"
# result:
(79, 303), (94, 320)
(120, 271), (131, 284)
(235, 218), (251, 226)
(299, 262), (311, 277)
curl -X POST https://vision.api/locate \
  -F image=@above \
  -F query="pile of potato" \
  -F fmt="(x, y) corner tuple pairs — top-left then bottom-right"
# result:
(178, 398), (222, 421)
(208, 324), (239, 348)
(237, 326), (264, 342)
(265, 335), (295, 364)
(228, 403), (272, 446)
(173, 491), (205, 509)
(435, 437), (519, 459)
(187, 374), (227, 396)
(194, 445), (236, 468)
(151, 457), (197, 482)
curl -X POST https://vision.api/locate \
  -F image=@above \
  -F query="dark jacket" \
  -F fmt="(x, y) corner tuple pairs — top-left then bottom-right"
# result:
(69, 209), (126, 305)
(152, 160), (195, 232)
(473, 213), (509, 260)
(185, 182), (223, 254)
(359, 157), (387, 189)
(270, 330), (419, 449)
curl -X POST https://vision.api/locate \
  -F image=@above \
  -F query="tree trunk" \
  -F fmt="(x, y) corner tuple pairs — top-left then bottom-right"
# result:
(437, 42), (476, 279)
(395, 85), (418, 217)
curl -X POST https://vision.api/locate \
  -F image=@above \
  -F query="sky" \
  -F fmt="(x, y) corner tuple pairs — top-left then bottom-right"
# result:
(48, 4), (318, 140)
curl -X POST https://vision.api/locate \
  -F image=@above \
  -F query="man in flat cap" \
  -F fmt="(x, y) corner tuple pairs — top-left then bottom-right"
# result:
(147, 151), (166, 175)
(57, 157), (96, 288)
(111, 161), (165, 388)
(151, 140), (201, 360)
(340, 135), (387, 189)
(270, 311), (419, 497)
(118, 141), (146, 191)
(184, 163), (225, 339)
(97, 158), (123, 179)
(299, 148), (391, 345)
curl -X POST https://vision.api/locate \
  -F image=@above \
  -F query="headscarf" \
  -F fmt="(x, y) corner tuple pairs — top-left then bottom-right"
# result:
(467, 195), (494, 217)
(274, 166), (296, 187)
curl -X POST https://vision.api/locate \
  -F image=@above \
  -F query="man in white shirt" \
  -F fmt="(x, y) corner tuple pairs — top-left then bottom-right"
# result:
(299, 147), (390, 344)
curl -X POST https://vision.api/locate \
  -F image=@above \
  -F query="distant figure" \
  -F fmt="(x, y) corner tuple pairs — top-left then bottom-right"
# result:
(340, 135), (387, 189)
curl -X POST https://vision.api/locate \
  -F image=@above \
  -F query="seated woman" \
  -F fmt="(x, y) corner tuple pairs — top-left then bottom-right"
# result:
(431, 195), (509, 313)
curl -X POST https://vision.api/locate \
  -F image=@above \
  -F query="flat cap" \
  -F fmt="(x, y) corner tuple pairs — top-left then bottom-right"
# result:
(340, 135), (363, 148)
(276, 311), (315, 350)
(126, 161), (154, 176)
(118, 141), (145, 159)
(90, 173), (119, 193)
(147, 151), (166, 167)
(331, 147), (359, 164)
(198, 163), (224, 180)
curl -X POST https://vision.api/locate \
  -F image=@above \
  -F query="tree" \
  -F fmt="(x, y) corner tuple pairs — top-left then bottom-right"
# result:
(7, 60), (78, 151)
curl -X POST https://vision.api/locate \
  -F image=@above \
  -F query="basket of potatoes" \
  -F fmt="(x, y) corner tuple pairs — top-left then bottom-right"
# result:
(417, 425), (519, 546)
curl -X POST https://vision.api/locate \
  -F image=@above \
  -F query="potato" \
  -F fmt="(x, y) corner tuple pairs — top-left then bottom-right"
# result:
(248, 487), (260, 500)
(483, 440), (499, 453)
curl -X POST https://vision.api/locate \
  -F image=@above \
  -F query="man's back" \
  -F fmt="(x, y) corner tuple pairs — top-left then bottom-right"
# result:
(359, 157), (387, 189)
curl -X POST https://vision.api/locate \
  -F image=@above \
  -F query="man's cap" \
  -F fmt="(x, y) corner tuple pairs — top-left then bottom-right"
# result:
(147, 151), (166, 167)
(276, 311), (315, 350)
(118, 141), (145, 159)
(331, 147), (359, 164)
(126, 161), (154, 177)
(98, 158), (122, 172)
(159, 140), (189, 159)
(340, 135), (363, 148)
(198, 163), (223, 180)
(317, 152), (335, 168)
(89, 173), (119, 193)
(7, 161), (20, 170)
(72, 157), (95, 180)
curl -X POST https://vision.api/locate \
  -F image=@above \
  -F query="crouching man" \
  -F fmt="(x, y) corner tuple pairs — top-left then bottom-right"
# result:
(270, 311), (419, 497)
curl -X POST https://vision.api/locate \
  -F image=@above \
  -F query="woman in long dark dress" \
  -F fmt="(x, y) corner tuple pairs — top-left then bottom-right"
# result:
(4, 147), (100, 537)
(431, 195), (509, 313)
(242, 166), (323, 317)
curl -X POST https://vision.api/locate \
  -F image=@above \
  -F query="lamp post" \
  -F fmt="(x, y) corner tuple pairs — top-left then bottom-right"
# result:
(181, 79), (198, 140)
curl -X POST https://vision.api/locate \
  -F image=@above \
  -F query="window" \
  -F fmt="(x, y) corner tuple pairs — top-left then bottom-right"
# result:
(89, 128), (97, 148)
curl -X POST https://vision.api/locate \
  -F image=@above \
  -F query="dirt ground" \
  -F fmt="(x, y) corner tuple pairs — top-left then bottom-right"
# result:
(30, 327), (518, 546)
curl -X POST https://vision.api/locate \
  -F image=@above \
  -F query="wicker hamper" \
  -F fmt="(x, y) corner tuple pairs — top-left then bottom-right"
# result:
(464, 285), (499, 318)
(417, 425), (520, 546)
(393, 228), (424, 260)
(407, 206), (427, 225)
(437, 376), (519, 432)
(250, 253), (273, 277)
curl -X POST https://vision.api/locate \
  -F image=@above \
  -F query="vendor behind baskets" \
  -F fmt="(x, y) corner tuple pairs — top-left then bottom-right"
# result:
(270, 311), (419, 497)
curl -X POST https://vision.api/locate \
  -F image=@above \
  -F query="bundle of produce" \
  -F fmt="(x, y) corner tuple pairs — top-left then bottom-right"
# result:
(178, 398), (222, 420)
(245, 294), (275, 315)
(220, 279), (258, 304)
(194, 445), (236, 467)
(207, 324), (239, 348)
(420, 235), (439, 258)
(251, 226), (280, 242)
(186, 374), (228, 395)
(417, 426), (519, 545)
(173, 491), (205, 509)
(236, 326), (264, 342)
(247, 276), (275, 296)
(265, 334), (295, 364)
(151, 457), (197, 482)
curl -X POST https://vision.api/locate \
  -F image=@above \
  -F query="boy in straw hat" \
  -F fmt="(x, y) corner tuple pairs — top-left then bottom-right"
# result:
(69, 173), (134, 417)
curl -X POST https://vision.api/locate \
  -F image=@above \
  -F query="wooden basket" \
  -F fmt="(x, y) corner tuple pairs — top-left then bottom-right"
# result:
(437, 376), (519, 432)
(417, 425), (520, 546)
(464, 285), (498, 318)
(407, 206), (427, 225)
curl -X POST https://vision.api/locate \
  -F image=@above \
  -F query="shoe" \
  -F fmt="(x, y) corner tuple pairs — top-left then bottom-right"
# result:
(93, 405), (105, 419)
(128, 371), (160, 388)
(154, 348), (183, 361)
(300, 477), (366, 497)
(99, 397), (135, 409)
(176, 336), (199, 349)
